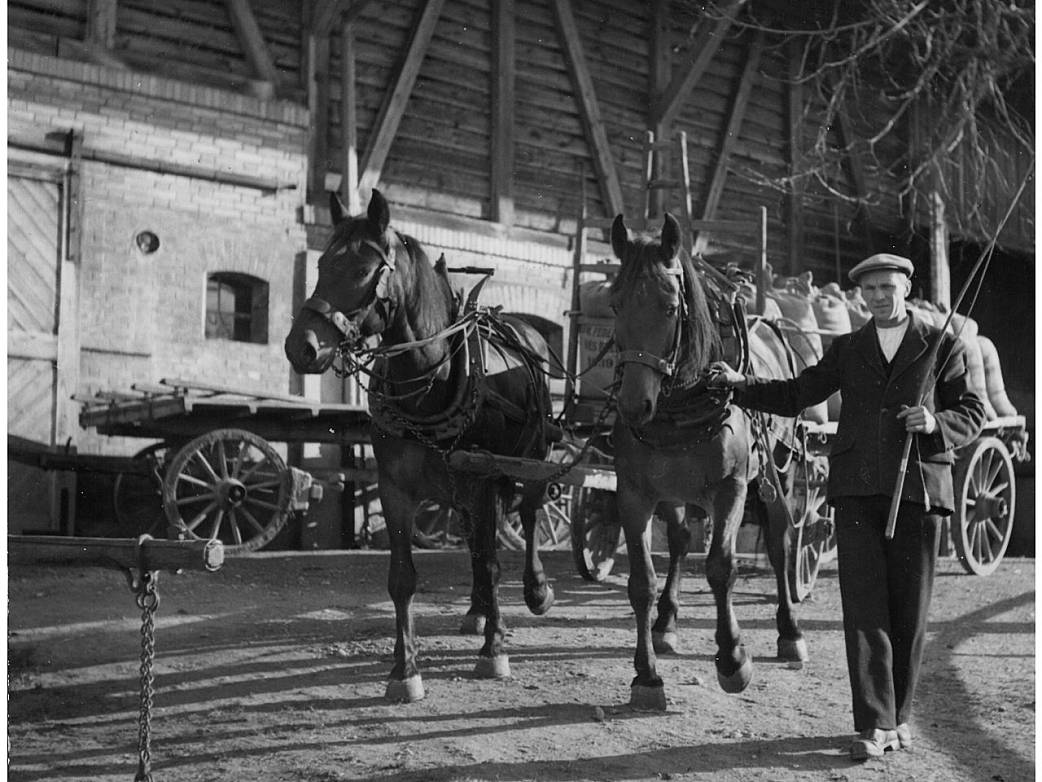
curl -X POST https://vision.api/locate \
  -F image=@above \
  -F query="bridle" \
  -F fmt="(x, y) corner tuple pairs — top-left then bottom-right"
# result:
(301, 234), (399, 351)
(615, 266), (687, 379)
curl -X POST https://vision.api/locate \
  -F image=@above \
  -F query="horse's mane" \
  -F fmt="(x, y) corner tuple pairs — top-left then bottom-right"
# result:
(611, 236), (722, 385)
(325, 216), (457, 332)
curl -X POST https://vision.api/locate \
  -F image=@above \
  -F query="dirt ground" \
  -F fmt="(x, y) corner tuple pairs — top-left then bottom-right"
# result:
(6, 547), (1036, 782)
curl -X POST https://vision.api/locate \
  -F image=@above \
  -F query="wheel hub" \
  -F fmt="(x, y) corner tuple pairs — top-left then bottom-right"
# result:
(220, 479), (248, 508)
(973, 493), (1008, 521)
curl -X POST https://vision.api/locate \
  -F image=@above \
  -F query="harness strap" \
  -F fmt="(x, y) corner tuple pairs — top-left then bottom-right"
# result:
(303, 296), (354, 338)
(616, 349), (676, 376)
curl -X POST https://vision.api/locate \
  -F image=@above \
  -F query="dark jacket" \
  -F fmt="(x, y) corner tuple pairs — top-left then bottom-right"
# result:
(737, 312), (986, 514)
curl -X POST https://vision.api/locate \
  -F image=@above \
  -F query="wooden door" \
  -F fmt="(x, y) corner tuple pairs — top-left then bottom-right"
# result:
(7, 160), (73, 533)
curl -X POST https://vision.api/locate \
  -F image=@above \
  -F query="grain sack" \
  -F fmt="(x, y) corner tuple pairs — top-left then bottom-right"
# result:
(766, 285), (828, 424)
(814, 284), (850, 423)
(946, 313), (995, 419)
(978, 335), (1018, 417)
(844, 288), (872, 329)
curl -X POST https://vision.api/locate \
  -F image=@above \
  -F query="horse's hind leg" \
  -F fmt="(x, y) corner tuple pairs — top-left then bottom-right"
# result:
(652, 503), (690, 655)
(461, 481), (510, 679)
(760, 486), (807, 662)
(518, 484), (554, 615)
(618, 485), (666, 710)
(380, 481), (425, 703)
(705, 477), (753, 694)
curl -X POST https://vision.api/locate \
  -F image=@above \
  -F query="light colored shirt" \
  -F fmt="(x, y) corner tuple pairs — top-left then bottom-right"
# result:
(876, 317), (909, 362)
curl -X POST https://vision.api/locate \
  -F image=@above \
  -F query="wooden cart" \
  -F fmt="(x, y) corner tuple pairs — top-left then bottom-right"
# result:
(71, 378), (372, 554)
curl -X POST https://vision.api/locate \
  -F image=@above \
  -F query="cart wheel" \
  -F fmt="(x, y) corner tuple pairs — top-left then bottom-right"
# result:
(571, 487), (622, 582)
(499, 443), (578, 552)
(113, 442), (176, 538)
(951, 436), (1016, 576)
(161, 429), (291, 554)
(413, 502), (464, 549)
(786, 452), (835, 602)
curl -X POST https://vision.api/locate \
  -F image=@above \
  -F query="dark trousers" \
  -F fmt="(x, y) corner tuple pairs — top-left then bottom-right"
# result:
(832, 495), (942, 732)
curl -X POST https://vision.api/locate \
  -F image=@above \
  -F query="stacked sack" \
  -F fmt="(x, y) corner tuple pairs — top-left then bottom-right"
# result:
(737, 272), (1016, 423)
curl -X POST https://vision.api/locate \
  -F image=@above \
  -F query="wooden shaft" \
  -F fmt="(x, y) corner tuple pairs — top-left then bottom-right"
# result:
(8, 535), (224, 573)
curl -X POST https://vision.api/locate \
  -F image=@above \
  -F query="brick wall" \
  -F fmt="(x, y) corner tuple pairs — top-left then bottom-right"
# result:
(9, 52), (309, 456)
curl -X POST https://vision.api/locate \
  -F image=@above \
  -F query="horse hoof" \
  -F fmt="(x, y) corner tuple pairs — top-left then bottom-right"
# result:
(385, 675), (425, 703)
(474, 654), (511, 679)
(459, 614), (485, 635)
(717, 655), (753, 694)
(652, 631), (679, 655)
(777, 637), (808, 662)
(526, 585), (555, 616)
(629, 684), (668, 711)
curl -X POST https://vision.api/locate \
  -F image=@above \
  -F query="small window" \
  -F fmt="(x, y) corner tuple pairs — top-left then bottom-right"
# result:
(206, 272), (269, 344)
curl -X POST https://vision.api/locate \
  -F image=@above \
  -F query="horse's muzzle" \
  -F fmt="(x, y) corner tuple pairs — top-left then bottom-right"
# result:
(285, 327), (335, 374)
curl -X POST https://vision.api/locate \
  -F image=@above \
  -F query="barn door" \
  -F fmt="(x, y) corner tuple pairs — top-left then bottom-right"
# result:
(7, 156), (77, 533)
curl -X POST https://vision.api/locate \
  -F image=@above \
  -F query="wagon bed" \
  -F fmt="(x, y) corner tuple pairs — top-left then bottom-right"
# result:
(71, 378), (373, 554)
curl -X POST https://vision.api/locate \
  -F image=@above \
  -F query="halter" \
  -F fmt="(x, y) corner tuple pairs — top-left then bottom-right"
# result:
(302, 236), (398, 350)
(615, 267), (687, 378)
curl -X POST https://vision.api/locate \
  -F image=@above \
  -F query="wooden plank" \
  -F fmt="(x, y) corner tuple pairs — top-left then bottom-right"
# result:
(86, 0), (117, 49)
(358, 0), (447, 198)
(7, 332), (58, 362)
(653, 0), (743, 129)
(648, 0), (672, 220)
(693, 31), (763, 254)
(490, 0), (515, 225)
(9, 535), (224, 573)
(307, 30), (331, 199)
(224, 0), (281, 90)
(314, 0), (373, 33)
(550, 0), (624, 217)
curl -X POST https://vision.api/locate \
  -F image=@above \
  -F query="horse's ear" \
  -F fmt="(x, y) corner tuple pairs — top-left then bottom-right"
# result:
(367, 189), (390, 235)
(329, 191), (347, 226)
(610, 215), (629, 261)
(660, 213), (681, 263)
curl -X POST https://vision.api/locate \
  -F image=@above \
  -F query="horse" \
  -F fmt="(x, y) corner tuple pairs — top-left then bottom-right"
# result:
(607, 212), (807, 710)
(284, 190), (556, 702)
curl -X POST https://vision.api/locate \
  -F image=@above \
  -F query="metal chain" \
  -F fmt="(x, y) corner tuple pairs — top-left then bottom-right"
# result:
(134, 570), (160, 782)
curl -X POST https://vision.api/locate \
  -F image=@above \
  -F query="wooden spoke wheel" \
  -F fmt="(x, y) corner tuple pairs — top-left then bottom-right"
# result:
(161, 429), (291, 555)
(113, 441), (176, 538)
(786, 452), (835, 603)
(571, 486), (622, 582)
(500, 443), (577, 552)
(413, 502), (465, 549)
(951, 436), (1016, 576)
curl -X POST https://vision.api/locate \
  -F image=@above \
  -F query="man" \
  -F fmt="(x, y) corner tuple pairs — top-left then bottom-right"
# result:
(709, 253), (986, 761)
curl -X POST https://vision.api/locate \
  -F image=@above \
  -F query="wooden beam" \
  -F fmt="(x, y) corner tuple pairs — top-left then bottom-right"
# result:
(225, 0), (280, 89)
(86, 0), (118, 49)
(490, 0), (515, 225)
(340, 20), (361, 213)
(648, 0), (672, 220)
(307, 32), (332, 200)
(653, 0), (744, 129)
(786, 40), (805, 276)
(551, 0), (624, 217)
(357, 0), (446, 199)
(313, 0), (374, 34)
(694, 31), (763, 255)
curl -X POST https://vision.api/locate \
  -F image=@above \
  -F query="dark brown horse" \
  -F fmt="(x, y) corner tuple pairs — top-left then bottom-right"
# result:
(608, 212), (806, 710)
(285, 190), (555, 702)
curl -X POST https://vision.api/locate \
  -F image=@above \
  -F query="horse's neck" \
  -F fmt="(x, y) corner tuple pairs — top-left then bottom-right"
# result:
(383, 265), (457, 403)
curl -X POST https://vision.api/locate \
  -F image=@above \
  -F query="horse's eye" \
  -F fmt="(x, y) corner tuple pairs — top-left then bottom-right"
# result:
(666, 304), (679, 317)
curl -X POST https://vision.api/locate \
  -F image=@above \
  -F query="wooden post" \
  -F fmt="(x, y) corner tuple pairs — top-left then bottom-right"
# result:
(8, 535), (225, 573)
(929, 187), (951, 309)
(490, 0), (515, 226)
(786, 40), (805, 277)
(648, 0), (672, 220)
(340, 20), (361, 213)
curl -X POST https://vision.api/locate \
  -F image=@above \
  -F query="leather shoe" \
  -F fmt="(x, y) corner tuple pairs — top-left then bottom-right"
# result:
(850, 728), (899, 761)
(895, 723), (912, 748)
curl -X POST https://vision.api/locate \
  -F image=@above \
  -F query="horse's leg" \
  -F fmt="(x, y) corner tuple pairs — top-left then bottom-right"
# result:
(461, 481), (510, 679)
(760, 485), (808, 662)
(618, 484), (666, 710)
(380, 480), (426, 703)
(652, 502), (690, 655)
(705, 477), (754, 694)
(519, 484), (555, 616)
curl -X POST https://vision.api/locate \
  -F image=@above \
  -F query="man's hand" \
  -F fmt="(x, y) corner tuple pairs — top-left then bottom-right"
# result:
(707, 361), (745, 389)
(897, 404), (937, 434)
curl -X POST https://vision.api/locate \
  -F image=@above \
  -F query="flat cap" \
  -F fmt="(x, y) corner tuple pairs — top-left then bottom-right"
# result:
(848, 253), (914, 284)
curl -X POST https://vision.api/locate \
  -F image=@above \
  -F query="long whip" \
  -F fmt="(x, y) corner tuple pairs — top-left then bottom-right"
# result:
(885, 161), (1034, 539)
